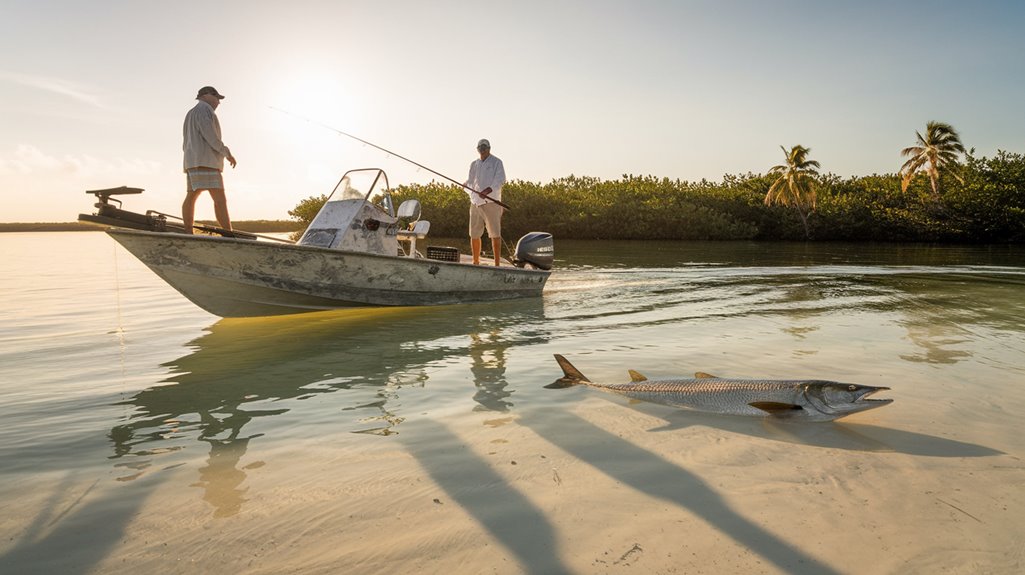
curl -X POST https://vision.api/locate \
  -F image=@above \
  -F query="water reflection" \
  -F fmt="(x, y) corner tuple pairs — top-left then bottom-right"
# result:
(108, 300), (548, 516)
(870, 272), (1025, 365)
(898, 322), (973, 365)
(469, 328), (511, 412)
(554, 239), (1025, 270)
(552, 259), (1025, 369)
(193, 432), (255, 518)
(101, 242), (1024, 519)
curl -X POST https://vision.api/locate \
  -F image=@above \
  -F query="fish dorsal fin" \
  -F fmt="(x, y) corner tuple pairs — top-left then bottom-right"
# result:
(628, 370), (648, 382)
(547, 354), (591, 389)
(749, 401), (804, 415)
(694, 372), (718, 379)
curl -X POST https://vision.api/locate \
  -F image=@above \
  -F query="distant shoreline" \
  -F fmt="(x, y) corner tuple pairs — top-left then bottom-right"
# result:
(0, 220), (301, 233)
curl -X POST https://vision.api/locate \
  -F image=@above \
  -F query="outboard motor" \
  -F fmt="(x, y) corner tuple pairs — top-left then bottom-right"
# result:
(512, 232), (554, 270)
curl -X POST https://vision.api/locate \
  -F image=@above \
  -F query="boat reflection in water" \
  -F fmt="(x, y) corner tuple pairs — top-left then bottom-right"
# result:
(108, 300), (547, 515)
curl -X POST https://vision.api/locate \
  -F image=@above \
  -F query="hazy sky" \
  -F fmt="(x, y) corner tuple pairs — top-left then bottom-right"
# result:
(1, 0), (1022, 222)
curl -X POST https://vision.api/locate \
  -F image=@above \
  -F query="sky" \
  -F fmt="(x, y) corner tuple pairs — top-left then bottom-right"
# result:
(1, 0), (1023, 223)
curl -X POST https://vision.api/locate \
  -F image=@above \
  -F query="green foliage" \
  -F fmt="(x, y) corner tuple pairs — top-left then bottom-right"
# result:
(287, 193), (329, 240)
(944, 151), (1025, 241)
(496, 175), (759, 240)
(391, 182), (467, 237)
(288, 151), (1025, 243)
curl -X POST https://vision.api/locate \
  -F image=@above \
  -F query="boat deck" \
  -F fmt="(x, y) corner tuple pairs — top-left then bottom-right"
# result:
(456, 253), (517, 267)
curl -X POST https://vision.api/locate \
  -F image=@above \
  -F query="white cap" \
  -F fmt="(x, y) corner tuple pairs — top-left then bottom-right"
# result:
(476, 139), (490, 149)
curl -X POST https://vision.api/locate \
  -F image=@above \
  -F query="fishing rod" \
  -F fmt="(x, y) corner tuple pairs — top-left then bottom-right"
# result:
(149, 210), (295, 243)
(269, 106), (510, 211)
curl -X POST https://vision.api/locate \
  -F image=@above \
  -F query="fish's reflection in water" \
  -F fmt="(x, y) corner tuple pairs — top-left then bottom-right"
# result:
(108, 299), (548, 515)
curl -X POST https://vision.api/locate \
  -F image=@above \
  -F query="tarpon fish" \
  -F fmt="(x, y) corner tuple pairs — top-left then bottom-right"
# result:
(548, 354), (892, 421)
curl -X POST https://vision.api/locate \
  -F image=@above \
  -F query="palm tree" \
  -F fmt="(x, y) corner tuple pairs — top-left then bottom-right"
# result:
(899, 121), (966, 202)
(765, 144), (820, 239)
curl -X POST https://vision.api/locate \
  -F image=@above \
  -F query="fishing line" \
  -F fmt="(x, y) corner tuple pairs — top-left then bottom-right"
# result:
(113, 243), (124, 343)
(113, 243), (129, 406)
(268, 106), (510, 211)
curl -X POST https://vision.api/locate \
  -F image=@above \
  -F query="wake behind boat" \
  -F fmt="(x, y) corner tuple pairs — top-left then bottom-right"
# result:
(79, 168), (554, 317)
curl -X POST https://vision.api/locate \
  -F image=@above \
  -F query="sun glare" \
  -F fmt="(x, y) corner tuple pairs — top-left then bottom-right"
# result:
(260, 68), (365, 186)
(256, 65), (456, 195)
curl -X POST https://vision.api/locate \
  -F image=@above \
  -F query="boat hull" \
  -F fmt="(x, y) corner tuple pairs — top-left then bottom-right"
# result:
(108, 229), (550, 317)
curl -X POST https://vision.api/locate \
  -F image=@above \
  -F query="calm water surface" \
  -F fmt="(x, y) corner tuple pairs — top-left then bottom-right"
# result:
(1, 232), (1024, 574)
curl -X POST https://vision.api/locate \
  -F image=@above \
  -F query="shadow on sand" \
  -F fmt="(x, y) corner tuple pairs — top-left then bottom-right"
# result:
(0, 472), (162, 575)
(401, 419), (571, 575)
(633, 403), (1004, 457)
(519, 408), (845, 575)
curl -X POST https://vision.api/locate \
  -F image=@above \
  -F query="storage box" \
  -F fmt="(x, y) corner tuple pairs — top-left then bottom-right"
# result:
(426, 246), (460, 262)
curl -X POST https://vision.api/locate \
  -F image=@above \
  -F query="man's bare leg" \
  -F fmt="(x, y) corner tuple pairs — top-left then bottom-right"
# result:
(471, 237), (482, 265)
(182, 190), (201, 234)
(208, 188), (232, 230)
(491, 237), (502, 266)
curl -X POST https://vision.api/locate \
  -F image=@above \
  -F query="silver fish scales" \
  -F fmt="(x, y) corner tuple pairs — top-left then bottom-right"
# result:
(548, 355), (892, 422)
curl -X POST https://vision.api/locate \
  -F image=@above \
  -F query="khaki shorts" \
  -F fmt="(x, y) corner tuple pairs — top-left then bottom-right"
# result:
(469, 202), (503, 238)
(186, 168), (224, 191)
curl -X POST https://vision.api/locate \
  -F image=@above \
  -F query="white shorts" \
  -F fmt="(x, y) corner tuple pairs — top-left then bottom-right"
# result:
(469, 202), (503, 238)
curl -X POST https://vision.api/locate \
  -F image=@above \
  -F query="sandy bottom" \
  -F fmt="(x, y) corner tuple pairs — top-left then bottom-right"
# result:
(2, 395), (1022, 575)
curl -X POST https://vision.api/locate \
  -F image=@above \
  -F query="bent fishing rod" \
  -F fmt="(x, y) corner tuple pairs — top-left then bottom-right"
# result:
(269, 107), (510, 211)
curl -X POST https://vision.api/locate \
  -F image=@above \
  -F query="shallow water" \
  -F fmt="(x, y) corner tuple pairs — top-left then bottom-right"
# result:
(1, 232), (1023, 574)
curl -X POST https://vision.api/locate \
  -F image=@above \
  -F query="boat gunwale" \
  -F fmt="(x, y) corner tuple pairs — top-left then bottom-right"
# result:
(105, 227), (552, 277)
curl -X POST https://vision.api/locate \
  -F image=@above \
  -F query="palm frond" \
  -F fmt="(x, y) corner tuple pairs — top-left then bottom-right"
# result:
(764, 145), (818, 212)
(898, 121), (967, 200)
(900, 145), (924, 158)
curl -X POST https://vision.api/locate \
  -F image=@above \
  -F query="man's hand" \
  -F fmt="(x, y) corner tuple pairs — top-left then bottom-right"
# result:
(480, 187), (492, 196)
(228, 154), (237, 169)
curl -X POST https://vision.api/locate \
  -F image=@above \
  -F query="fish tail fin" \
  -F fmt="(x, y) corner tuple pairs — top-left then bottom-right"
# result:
(546, 354), (591, 389)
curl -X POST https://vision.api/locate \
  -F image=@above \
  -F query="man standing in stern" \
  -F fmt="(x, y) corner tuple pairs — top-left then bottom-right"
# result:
(182, 86), (236, 234)
(464, 138), (506, 266)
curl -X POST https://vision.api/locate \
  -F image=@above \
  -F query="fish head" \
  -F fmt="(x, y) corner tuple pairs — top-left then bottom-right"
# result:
(803, 381), (893, 420)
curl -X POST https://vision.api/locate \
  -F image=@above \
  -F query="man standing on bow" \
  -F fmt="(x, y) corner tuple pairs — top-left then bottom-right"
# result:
(182, 86), (236, 234)
(464, 138), (506, 266)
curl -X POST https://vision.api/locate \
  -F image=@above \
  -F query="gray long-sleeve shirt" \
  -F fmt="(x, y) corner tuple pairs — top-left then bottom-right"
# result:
(183, 100), (231, 171)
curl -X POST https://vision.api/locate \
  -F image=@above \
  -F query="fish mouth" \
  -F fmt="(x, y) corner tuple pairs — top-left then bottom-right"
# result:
(855, 386), (893, 406)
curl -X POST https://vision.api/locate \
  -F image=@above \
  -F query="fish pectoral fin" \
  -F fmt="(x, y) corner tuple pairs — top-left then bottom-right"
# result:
(628, 370), (648, 382)
(545, 378), (577, 389)
(694, 372), (718, 379)
(749, 401), (804, 415)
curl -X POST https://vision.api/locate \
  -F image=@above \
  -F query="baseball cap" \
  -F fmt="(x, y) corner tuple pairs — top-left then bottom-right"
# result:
(196, 86), (225, 100)
(476, 138), (490, 149)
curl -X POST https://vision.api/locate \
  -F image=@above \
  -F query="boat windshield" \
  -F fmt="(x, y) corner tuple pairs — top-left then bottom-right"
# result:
(327, 169), (394, 216)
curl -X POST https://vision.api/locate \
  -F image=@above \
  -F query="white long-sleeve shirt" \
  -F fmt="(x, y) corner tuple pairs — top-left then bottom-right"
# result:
(183, 100), (232, 171)
(464, 154), (505, 206)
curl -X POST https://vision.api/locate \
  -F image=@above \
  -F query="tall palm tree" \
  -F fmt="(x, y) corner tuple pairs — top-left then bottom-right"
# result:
(765, 144), (820, 239)
(899, 121), (966, 202)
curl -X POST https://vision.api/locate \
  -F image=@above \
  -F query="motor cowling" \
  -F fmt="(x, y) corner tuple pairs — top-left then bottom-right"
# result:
(512, 232), (554, 270)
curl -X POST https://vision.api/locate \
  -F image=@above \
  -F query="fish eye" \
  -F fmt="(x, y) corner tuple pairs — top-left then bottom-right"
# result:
(848, 385), (857, 391)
